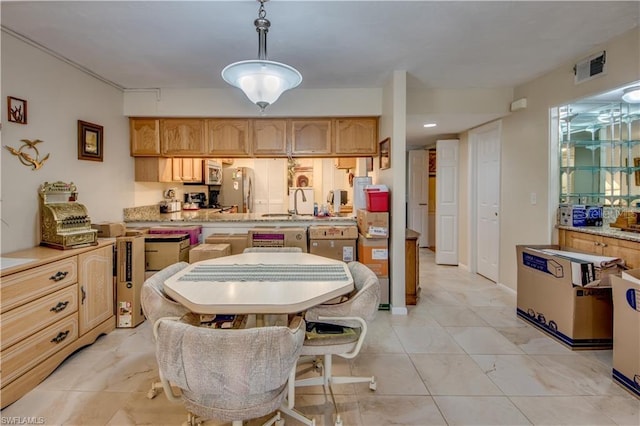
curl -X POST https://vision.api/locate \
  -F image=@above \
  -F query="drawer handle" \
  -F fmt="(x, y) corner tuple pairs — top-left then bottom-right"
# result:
(49, 271), (69, 282)
(51, 330), (70, 344)
(50, 301), (69, 313)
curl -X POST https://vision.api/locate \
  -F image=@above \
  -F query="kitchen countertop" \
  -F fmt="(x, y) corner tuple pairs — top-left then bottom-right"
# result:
(557, 224), (640, 243)
(123, 205), (356, 224)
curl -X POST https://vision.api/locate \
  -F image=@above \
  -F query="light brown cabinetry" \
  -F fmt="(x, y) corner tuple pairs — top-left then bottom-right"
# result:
(0, 241), (115, 409)
(130, 118), (161, 156)
(335, 158), (356, 170)
(406, 229), (420, 305)
(252, 119), (288, 156)
(335, 118), (378, 155)
(290, 119), (333, 155)
(206, 119), (251, 157)
(161, 118), (207, 156)
(559, 229), (640, 269)
(134, 157), (173, 182)
(172, 158), (203, 182)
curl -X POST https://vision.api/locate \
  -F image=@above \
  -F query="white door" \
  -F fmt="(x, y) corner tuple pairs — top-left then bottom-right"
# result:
(408, 150), (429, 247)
(435, 139), (459, 265)
(473, 122), (501, 282)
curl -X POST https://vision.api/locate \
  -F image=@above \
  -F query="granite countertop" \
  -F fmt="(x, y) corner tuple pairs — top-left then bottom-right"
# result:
(123, 205), (356, 224)
(557, 224), (640, 243)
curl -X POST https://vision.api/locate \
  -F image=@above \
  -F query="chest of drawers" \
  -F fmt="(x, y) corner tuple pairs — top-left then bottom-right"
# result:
(0, 241), (115, 408)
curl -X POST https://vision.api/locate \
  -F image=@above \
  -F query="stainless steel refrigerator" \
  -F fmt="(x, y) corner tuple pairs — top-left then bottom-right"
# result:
(220, 167), (254, 213)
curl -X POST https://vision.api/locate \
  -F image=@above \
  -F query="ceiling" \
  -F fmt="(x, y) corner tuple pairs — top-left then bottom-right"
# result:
(2, 1), (639, 147)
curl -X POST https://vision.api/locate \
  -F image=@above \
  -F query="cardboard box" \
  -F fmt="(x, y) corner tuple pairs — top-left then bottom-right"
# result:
(249, 227), (308, 252)
(149, 225), (202, 245)
(125, 227), (150, 236)
(189, 243), (231, 263)
(357, 234), (389, 277)
(378, 277), (390, 307)
(309, 239), (356, 262)
(356, 209), (389, 238)
(144, 234), (190, 271)
(92, 222), (126, 238)
(205, 234), (248, 255)
(308, 225), (358, 240)
(610, 271), (640, 397)
(516, 245), (613, 349)
(116, 235), (146, 328)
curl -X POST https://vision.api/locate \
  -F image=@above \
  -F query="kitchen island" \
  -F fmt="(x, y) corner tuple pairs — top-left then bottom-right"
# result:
(123, 205), (357, 239)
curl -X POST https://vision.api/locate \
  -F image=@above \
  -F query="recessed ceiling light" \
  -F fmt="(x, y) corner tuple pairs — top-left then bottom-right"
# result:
(622, 86), (640, 103)
(423, 123), (437, 128)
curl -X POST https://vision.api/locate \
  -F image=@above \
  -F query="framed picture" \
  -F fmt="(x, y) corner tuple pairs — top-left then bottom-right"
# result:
(429, 149), (437, 175)
(379, 138), (390, 170)
(634, 157), (640, 186)
(78, 120), (103, 162)
(7, 96), (27, 124)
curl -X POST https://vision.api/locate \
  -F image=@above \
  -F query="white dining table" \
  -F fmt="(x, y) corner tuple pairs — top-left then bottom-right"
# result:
(163, 252), (354, 315)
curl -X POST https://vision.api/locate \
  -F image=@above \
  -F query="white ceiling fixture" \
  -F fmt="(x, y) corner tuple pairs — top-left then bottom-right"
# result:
(221, 0), (302, 112)
(423, 123), (437, 128)
(622, 86), (640, 103)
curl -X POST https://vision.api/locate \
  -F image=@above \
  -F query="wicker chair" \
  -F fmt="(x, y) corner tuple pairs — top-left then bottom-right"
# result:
(154, 316), (309, 426)
(294, 261), (380, 426)
(140, 262), (191, 399)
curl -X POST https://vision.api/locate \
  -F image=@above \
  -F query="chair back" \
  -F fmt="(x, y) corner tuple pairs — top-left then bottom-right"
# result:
(141, 262), (191, 323)
(154, 317), (305, 422)
(304, 261), (380, 328)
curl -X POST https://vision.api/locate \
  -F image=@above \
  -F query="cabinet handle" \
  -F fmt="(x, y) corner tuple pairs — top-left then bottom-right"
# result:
(81, 285), (86, 304)
(50, 330), (70, 344)
(50, 301), (69, 313)
(601, 243), (607, 248)
(49, 271), (69, 282)
(594, 242), (600, 246)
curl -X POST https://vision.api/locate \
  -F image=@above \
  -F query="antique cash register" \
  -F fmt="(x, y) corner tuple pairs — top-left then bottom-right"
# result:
(39, 181), (97, 249)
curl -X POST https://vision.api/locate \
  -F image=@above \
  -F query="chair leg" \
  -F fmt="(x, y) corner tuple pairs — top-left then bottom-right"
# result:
(280, 365), (316, 426)
(147, 380), (163, 399)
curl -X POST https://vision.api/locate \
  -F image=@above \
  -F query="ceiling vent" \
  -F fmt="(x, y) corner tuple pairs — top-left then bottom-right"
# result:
(574, 51), (606, 84)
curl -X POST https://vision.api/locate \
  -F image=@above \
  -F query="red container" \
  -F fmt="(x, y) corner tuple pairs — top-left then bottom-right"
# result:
(365, 186), (389, 212)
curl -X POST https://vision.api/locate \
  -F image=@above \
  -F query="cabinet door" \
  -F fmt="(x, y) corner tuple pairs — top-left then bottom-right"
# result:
(335, 158), (356, 169)
(602, 237), (640, 269)
(78, 245), (114, 336)
(134, 158), (173, 182)
(172, 158), (204, 182)
(560, 230), (604, 254)
(335, 118), (378, 155)
(161, 119), (206, 156)
(130, 118), (160, 156)
(290, 119), (332, 155)
(206, 119), (250, 156)
(252, 119), (288, 156)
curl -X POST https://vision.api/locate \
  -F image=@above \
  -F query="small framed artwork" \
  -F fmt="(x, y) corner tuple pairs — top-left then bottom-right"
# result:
(379, 138), (390, 170)
(429, 149), (437, 175)
(7, 96), (27, 124)
(634, 157), (640, 186)
(78, 120), (103, 162)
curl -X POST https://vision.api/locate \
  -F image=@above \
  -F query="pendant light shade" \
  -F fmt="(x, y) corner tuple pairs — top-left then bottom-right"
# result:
(221, 0), (302, 111)
(622, 86), (640, 103)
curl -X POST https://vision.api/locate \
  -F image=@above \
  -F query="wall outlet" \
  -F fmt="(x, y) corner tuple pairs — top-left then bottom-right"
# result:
(530, 192), (537, 205)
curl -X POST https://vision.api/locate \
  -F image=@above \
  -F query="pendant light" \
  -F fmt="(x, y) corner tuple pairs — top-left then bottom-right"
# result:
(221, 0), (302, 112)
(622, 86), (640, 103)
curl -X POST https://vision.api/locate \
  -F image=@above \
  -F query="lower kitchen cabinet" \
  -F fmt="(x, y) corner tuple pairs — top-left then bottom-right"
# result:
(406, 229), (420, 305)
(0, 241), (115, 408)
(559, 229), (640, 268)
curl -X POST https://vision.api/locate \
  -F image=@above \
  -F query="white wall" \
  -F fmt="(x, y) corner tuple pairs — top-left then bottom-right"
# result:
(1, 32), (131, 253)
(462, 27), (640, 291)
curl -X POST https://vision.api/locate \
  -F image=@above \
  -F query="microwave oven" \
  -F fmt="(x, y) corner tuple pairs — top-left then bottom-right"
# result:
(205, 160), (223, 185)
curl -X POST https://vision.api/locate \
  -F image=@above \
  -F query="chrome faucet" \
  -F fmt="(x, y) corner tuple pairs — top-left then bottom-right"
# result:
(293, 188), (307, 215)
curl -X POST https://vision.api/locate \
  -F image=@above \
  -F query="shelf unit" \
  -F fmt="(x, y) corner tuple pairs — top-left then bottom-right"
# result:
(558, 101), (640, 206)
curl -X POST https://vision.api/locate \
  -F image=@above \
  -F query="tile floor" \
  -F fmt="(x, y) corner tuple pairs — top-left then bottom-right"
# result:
(2, 249), (639, 425)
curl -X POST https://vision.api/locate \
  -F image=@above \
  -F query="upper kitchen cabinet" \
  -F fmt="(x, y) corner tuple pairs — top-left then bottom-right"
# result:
(130, 118), (160, 156)
(160, 118), (207, 156)
(334, 117), (378, 155)
(172, 158), (203, 183)
(252, 119), (288, 156)
(206, 119), (251, 157)
(290, 119), (332, 156)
